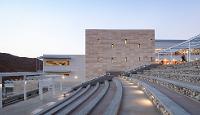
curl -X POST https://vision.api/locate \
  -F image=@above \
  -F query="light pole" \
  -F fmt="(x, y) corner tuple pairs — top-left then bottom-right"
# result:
(35, 58), (37, 72)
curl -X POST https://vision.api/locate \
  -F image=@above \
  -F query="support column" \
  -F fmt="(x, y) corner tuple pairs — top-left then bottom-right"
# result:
(60, 78), (63, 91)
(170, 50), (173, 64)
(52, 78), (55, 96)
(0, 76), (2, 108)
(188, 41), (191, 62)
(39, 80), (43, 100)
(23, 75), (27, 101)
(157, 53), (160, 61)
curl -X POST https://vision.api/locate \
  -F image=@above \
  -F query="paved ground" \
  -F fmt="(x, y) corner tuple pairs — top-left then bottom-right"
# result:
(119, 78), (161, 115)
(0, 81), (80, 115)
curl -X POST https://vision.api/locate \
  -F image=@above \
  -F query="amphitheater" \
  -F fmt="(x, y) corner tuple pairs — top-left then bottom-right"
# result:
(29, 60), (199, 115)
(0, 31), (200, 115)
(0, 59), (200, 115)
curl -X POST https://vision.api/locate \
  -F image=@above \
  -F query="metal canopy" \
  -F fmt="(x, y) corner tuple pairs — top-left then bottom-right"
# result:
(158, 34), (200, 54)
(157, 34), (200, 62)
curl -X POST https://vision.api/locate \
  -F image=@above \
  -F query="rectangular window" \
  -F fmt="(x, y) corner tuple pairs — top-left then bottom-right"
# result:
(111, 57), (116, 63)
(97, 57), (102, 62)
(138, 57), (141, 61)
(97, 57), (100, 62)
(124, 39), (127, 44)
(151, 57), (154, 62)
(111, 57), (114, 63)
(138, 44), (141, 48)
(125, 57), (127, 62)
(111, 44), (114, 48)
(45, 60), (70, 66)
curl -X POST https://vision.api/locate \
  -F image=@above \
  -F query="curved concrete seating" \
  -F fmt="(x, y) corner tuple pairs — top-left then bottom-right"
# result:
(37, 85), (91, 115)
(144, 69), (200, 75)
(56, 82), (100, 114)
(138, 75), (200, 101)
(71, 75), (113, 91)
(130, 77), (190, 115)
(77, 80), (110, 115)
(143, 72), (200, 84)
(36, 75), (116, 115)
(36, 87), (82, 115)
(157, 60), (200, 70)
(104, 78), (122, 115)
(123, 64), (160, 76)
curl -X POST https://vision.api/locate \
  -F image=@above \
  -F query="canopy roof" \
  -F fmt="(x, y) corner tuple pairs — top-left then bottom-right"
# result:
(158, 34), (200, 54)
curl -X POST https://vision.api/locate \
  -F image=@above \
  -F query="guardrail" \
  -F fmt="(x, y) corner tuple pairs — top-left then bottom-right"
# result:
(3, 88), (48, 107)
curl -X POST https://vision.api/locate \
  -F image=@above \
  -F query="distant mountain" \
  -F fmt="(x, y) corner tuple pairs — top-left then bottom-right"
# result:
(0, 53), (43, 72)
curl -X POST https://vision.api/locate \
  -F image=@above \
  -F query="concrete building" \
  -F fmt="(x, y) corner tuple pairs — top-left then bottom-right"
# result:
(86, 29), (155, 79)
(41, 55), (85, 82)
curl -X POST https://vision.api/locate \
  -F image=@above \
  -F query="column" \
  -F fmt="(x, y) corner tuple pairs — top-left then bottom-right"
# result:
(0, 76), (2, 108)
(157, 53), (160, 61)
(170, 50), (173, 64)
(39, 80), (43, 100)
(23, 75), (27, 100)
(60, 78), (63, 91)
(52, 78), (55, 96)
(188, 41), (191, 62)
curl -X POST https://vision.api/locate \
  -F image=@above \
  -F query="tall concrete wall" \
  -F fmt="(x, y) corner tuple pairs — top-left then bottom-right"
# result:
(86, 29), (155, 79)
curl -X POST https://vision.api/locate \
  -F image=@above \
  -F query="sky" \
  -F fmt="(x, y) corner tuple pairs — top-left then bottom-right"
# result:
(0, 0), (200, 58)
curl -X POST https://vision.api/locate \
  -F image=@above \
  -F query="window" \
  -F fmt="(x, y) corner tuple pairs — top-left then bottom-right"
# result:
(151, 57), (154, 62)
(45, 60), (70, 66)
(138, 44), (141, 48)
(97, 57), (102, 62)
(111, 44), (114, 48)
(138, 57), (141, 61)
(125, 57), (127, 62)
(124, 39), (127, 44)
(111, 57), (114, 63)
(111, 57), (116, 63)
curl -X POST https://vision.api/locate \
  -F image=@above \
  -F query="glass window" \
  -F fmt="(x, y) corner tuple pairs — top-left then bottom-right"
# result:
(138, 57), (141, 61)
(125, 39), (127, 44)
(151, 57), (154, 62)
(111, 44), (114, 48)
(45, 60), (70, 66)
(138, 44), (141, 48)
(125, 57), (127, 62)
(97, 57), (102, 62)
(111, 57), (116, 63)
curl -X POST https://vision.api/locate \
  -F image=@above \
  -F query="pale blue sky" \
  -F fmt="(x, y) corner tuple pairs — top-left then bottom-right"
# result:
(0, 0), (200, 57)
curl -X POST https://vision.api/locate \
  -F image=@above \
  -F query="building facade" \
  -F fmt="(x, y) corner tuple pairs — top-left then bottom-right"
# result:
(41, 55), (85, 82)
(86, 29), (155, 79)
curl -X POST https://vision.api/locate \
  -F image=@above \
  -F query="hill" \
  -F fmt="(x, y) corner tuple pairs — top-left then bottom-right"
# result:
(0, 53), (42, 72)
